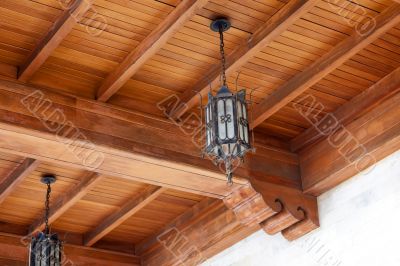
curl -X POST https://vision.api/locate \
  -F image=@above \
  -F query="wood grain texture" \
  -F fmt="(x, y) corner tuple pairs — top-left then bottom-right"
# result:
(138, 198), (241, 265)
(96, 0), (210, 101)
(0, 232), (140, 266)
(176, 0), (319, 116)
(84, 186), (166, 246)
(18, 0), (94, 82)
(29, 172), (103, 233)
(292, 67), (400, 152)
(0, 158), (39, 205)
(300, 91), (400, 196)
(0, 80), (300, 199)
(224, 181), (318, 241)
(251, 3), (400, 129)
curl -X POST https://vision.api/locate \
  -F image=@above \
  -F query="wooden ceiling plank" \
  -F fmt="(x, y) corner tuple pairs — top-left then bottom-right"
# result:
(250, 3), (400, 129)
(175, 0), (319, 117)
(292, 67), (400, 152)
(84, 186), (166, 246)
(29, 172), (103, 234)
(0, 158), (39, 205)
(18, 0), (94, 82)
(96, 0), (210, 102)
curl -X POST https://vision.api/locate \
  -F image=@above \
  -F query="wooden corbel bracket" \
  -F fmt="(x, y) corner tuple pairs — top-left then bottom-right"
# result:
(223, 178), (319, 241)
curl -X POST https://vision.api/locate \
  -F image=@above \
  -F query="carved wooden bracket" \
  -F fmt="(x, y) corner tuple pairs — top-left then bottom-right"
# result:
(223, 179), (319, 241)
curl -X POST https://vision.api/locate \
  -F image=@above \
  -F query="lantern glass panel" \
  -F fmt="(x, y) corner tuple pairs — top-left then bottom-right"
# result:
(206, 105), (211, 147)
(242, 101), (249, 144)
(217, 100), (226, 140)
(236, 101), (242, 141)
(225, 98), (234, 139)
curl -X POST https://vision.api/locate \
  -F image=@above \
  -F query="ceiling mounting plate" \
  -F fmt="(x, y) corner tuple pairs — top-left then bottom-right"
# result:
(41, 174), (56, 185)
(210, 18), (231, 32)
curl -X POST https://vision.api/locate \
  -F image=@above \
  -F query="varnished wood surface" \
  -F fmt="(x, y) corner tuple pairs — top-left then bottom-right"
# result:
(0, 0), (398, 138)
(301, 90), (400, 195)
(0, 0), (399, 264)
(0, 232), (141, 265)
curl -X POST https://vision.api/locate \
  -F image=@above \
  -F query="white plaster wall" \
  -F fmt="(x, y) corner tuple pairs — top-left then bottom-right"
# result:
(202, 150), (400, 266)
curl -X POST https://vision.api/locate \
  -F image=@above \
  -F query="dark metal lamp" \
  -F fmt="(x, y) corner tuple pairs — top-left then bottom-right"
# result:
(29, 175), (62, 266)
(205, 18), (253, 184)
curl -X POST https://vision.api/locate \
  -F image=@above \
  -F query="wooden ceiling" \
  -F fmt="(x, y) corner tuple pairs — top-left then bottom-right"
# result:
(0, 0), (399, 265)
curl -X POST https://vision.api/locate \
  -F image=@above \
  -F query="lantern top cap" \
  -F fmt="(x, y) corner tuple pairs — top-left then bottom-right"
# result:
(210, 18), (231, 32)
(216, 85), (233, 97)
(41, 174), (56, 185)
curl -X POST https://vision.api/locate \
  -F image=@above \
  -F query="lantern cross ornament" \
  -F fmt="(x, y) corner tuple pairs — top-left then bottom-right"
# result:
(204, 18), (254, 185)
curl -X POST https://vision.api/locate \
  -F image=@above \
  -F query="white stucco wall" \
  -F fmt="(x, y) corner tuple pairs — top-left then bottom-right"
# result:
(202, 150), (400, 266)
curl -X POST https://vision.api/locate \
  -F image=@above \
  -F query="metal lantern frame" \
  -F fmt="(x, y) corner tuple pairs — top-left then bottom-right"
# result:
(204, 18), (253, 184)
(29, 174), (63, 266)
(205, 88), (251, 156)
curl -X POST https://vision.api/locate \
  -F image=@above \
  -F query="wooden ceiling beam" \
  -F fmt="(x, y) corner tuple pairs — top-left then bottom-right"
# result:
(18, 0), (93, 82)
(137, 180), (319, 262)
(292, 67), (400, 152)
(250, 3), (400, 129)
(136, 198), (240, 265)
(96, 0), (210, 102)
(0, 80), (300, 199)
(29, 172), (103, 234)
(135, 197), (220, 255)
(139, 179), (319, 265)
(175, 0), (319, 117)
(0, 232), (140, 265)
(0, 158), (39, 205)
(300, 90), (400, 196)
(84, 186), (166, 246)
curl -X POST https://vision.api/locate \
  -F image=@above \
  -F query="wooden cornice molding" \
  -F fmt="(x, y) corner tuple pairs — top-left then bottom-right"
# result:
(300, 90), (400, 196)
(224, 180), (319, 241)
(292, 67), (400, 152)
(138, 181), (319, 265)
(175, 0), (319, 118)
(96, 0), (210, 102)
(29, 172), (103, 234)
(251, 3), (400, 129)
(0, 158), (39, 205)
(18, 0), (94, 82)
(84, 186), (166, 246)
(0, 80), (300, 198)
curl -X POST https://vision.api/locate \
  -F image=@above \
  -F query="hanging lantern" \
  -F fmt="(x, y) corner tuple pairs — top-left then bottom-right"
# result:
(204, 18), (253, 184)
(29, 174), (62, 266)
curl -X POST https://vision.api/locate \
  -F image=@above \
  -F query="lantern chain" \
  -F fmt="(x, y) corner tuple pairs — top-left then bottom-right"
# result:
(44, 182), (51, 235)
(218, 24), (227, 87)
